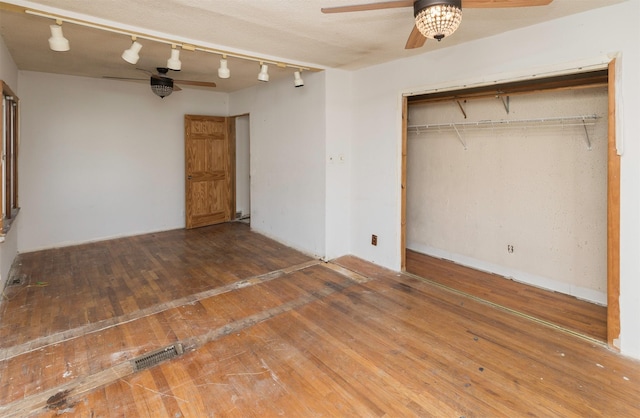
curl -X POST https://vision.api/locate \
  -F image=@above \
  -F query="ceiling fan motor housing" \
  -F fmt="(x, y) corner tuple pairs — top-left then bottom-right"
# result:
(414, 0), (462, 14)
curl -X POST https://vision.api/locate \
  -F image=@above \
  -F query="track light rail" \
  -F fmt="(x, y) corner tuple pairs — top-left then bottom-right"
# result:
(22, 8), (321, 73)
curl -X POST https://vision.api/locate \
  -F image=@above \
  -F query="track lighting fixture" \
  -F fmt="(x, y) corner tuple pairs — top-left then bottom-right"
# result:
(28, 8), (319, 86)
(258, 63), (269, 82)
(294, 71), (304, 88)
(167, 47), (181, 71)
(121, 39), (142, 64)
(48, 23), (69, 52)
(218, 56), (230, 79)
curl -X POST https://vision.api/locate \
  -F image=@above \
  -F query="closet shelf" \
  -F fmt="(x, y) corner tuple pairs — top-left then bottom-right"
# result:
(408, 114), (600, 150)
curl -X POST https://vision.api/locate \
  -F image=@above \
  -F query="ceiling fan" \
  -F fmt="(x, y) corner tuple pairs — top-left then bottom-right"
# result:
(322, 0), (553, 49)
(105, 67), (217, 98)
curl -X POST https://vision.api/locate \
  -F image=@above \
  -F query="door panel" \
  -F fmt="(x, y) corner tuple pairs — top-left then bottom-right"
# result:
(185, 115), (234, 229)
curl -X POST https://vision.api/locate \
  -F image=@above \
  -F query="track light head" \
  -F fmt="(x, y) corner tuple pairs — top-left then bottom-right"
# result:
(294, 71), (304, 88)
(48, 24), (70, 52)
(218, 58), (230, 79)
(167, 48), (181, 71)
(258, 64), (269, 82)
(121, 40), (142, 64)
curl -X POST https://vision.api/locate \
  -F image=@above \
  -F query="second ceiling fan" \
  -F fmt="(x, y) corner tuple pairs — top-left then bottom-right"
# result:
(106, 67), (217, 99)
(322, 0), (553, 49)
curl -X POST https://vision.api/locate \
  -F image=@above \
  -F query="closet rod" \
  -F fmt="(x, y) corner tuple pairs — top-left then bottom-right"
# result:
(408, 115), (599, 132)
(408, 114), (600, 150)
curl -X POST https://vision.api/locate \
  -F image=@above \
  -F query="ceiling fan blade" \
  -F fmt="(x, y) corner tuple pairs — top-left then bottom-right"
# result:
(322, 0), (413, 13)
(136, 68), (171, 82)
(173, 84), (182, 92)
(405, 25), (426, 49)
(462, 0), (553, 8)
(103, 76), (146, 82)
(173, 80), (217, 88)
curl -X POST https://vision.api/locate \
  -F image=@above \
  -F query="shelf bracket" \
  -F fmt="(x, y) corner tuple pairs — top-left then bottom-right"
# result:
(456, 100), (467, 119)
(500, 95), (510, 114)
(452, 124), (467, 150)
(582, 117), (592, 150)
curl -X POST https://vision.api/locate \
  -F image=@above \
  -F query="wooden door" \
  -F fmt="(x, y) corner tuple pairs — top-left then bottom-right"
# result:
(185, 115), (235, 229)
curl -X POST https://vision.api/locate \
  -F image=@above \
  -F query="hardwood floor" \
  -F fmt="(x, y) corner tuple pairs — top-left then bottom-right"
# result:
(406, 249), (608, 342)
(1, 223), (638, 417)
(0, 224), (310, 351)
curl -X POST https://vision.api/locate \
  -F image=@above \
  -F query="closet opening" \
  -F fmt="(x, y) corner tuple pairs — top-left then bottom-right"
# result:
(401, 64), (619, 348)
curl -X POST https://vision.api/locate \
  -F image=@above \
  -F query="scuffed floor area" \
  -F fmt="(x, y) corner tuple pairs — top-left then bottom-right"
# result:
(1, 223), (639, 417)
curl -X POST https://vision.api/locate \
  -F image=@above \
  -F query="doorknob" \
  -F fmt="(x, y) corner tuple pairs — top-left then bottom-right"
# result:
(187, 175), (192, 180)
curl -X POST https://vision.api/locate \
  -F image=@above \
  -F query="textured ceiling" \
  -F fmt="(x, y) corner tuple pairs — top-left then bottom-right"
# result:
(0, 0), (624, 94)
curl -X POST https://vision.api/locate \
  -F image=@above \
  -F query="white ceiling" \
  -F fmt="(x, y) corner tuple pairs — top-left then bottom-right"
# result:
(0, 0), (624, 94)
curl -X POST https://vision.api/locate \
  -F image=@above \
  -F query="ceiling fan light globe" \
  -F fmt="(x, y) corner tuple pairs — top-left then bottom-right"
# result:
(150, 76), (173, 98)
(414, 0), (462, 41)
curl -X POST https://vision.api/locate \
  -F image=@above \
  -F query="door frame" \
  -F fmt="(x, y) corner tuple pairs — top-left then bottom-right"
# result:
(230, 113), (251, 220)
(606, 59), (620, 349)
(400, 60), (621, 349)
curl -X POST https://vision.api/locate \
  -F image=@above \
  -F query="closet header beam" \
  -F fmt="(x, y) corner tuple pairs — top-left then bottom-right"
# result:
(408, 70), (608, 106)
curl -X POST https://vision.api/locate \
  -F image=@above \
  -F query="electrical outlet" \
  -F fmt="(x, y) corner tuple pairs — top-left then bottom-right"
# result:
(371, 234), (378, 246)
(507, 245), (514, 253)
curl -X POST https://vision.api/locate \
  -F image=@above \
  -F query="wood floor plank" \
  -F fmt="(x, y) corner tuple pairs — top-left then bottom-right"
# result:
(242, 330), (352, 417)
(129, 372), (172, 418)
(74, 387), (108, 417)
(153, 361), (201, 417)
(159, 361), (209, 417)
(104, 377), (137, 417)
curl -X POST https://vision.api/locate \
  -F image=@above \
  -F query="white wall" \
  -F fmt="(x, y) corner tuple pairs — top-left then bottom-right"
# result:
(0, 35), (18, 91)
(17, 71), (229, 251)
(350, 1), (640, 357)
(235, 115), (250, 218)
(0, 35), (19, 286)
(407, 88), (608, 304)
(325, 69), (353, 260)
(229, 71), (327, 258)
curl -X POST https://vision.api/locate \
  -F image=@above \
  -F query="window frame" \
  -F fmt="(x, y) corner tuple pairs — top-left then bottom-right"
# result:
(1, 81), (19, 233)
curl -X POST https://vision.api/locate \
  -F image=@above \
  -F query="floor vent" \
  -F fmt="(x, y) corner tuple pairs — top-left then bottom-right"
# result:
(132, 343), (184, 372)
